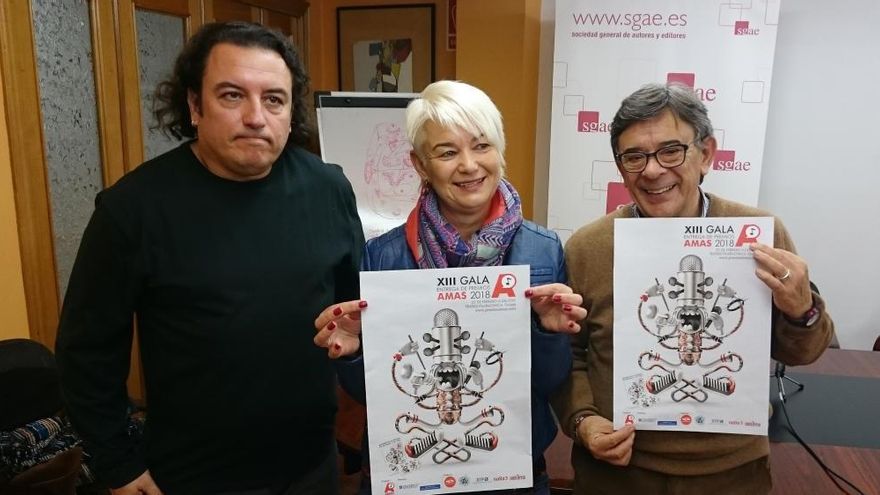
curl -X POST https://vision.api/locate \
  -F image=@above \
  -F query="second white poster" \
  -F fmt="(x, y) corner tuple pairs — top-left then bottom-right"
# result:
(613, 217), (774, 435)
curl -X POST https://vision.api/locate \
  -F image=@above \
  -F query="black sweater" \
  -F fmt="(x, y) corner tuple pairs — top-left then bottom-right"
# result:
(56, 143), (363, 494)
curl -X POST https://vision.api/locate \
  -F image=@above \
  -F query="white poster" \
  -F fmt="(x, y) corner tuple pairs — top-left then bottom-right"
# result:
(360, 266), (532, 494)
(613, 217), (773, 435)
(548, 0), (781, 243)
(316, 93), (420, 240)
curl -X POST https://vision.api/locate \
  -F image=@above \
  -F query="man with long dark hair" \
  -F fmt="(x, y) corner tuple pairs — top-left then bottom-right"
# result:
(56, 22), (363, 494)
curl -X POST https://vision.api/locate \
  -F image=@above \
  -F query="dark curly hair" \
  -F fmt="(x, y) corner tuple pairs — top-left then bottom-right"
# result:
(153, 21), (311, 146)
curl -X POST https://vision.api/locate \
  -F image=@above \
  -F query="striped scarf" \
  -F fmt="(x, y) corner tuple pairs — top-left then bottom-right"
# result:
(405, 178), (523, 268)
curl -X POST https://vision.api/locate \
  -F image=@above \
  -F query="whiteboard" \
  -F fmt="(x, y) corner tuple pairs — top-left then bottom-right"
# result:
(316, 92), (420, 240)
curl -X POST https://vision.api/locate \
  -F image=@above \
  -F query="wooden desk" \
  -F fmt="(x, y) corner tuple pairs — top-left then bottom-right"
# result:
(545, 349), (880, 494)
(769, 349), (880, 494)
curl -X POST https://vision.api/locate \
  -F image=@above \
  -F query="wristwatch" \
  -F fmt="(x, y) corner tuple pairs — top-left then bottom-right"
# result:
(572, 413), (590, 442)
(784, 296), (821, 328)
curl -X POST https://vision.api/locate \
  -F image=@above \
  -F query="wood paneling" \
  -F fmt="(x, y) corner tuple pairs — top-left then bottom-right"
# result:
(0, 0), (60, 350)
(115, 0), (146, 173)
(211, 0), (260, 23)
(134, 0), (190, 17)
(90, 1), (128, 187)
(263, 9), (292, 36)
(237, 0), (308, 18)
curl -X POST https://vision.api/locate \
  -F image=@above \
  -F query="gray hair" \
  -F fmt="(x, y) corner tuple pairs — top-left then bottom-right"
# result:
(610, 82), (714, 155)
(405, 80), (506, 167)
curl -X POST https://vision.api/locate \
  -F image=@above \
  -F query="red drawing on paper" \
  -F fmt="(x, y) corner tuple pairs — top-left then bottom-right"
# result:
(364, 123), (421, 219)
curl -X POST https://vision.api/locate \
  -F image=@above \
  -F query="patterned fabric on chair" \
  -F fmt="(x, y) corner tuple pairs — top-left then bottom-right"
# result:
(3, 447), (82, 495)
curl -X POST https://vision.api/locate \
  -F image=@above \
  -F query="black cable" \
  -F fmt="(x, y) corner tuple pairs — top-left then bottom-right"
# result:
(777, 397), (867, 495)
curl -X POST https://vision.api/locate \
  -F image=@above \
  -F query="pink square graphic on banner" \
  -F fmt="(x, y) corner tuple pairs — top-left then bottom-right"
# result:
(606, 182), (631, 213)
(713, 150), (736, 169)
(577, 111), (600, 132)
(734, 21), (749, 35)
(667, 73), (695, 88)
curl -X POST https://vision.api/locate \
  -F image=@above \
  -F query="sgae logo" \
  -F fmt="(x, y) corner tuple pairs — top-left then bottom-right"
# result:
(577, 110), (611, 133)
(734, 20), (760, 36)
(666, 72), (717, 102)
(713, 149), (751, 172)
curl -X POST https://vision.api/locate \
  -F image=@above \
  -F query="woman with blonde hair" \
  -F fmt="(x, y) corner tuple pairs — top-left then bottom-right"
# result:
(315, 80), (586, 494)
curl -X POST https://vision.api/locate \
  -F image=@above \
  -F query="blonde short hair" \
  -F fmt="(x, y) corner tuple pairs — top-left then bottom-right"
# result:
(405, 80), (506, 167)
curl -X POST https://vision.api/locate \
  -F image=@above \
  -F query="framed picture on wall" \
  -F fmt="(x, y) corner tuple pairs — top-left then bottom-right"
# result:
(337, 5), (435, 92)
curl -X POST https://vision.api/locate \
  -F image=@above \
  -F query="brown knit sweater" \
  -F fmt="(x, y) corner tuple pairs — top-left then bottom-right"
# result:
(554, 193), (834, 476)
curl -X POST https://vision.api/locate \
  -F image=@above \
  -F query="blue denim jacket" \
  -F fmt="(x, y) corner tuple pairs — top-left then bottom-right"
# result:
(336, 220), (572, 470)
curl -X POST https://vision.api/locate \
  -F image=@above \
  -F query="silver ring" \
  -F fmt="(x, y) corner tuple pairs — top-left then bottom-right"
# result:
(777, 268), (791, 282)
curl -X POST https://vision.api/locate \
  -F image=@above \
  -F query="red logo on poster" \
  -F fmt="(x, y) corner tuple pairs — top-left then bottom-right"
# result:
(681, 414), (692, 425)
(736, 224), (762, 246)
(491, 273), (517, 298)
(444, 476), (457, 487)
(384, 481), (396, 494)
(625, 414), (635, 425)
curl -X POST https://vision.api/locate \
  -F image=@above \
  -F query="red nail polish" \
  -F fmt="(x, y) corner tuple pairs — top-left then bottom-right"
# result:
(569, 321), (576, 329)
(525, 289), (534, 297)
(334, 343), (341, 350)
(327, 321), (336, 331)
(563, 304), (572, 312)
(358, 300), (368, 308)
(333, 307), (342, 316)
(552, 294), (562, 303)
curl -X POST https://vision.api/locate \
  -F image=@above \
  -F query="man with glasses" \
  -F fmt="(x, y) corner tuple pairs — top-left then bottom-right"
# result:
(553, 83), (834, 494)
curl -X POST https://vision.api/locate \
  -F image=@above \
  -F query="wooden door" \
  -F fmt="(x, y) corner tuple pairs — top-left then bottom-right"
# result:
(207, 0), (309, 68)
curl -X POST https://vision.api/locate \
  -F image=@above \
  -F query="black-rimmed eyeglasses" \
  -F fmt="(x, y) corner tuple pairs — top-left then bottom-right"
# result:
(615, 140), (697, 174)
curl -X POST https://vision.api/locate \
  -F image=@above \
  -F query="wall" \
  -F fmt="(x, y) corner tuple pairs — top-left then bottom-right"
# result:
(0, 60), (30, 341)
(757, 0), (880, 350)
(457, 0), (541, 219)
(308, 0), (456, 92)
